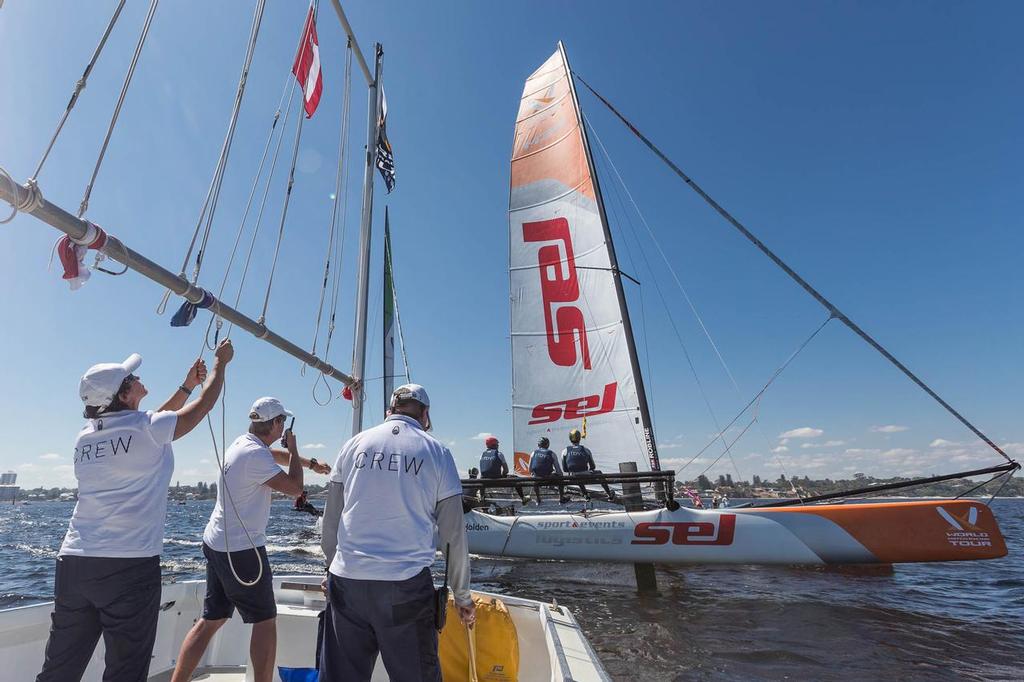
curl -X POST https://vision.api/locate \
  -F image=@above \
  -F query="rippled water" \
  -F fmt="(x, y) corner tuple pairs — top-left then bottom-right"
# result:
(2, 499), (1022, 680)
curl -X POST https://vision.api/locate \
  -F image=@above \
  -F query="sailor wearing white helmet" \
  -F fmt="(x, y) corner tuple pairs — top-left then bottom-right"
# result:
(320, 383), (475, 682)
(36, 339), (234, 682)
(171, 397), (330, 682)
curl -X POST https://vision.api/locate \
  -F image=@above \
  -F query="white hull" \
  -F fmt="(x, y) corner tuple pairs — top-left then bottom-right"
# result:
(0, 575), (609, 681)
(465, 498), (1008, 565)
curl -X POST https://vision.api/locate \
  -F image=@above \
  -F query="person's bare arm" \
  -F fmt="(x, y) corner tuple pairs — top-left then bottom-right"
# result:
(172, 340), (233, 441)
(158, 359), (206, 412)
(270, 448), (331, 474)
(263, 430), (303, 497)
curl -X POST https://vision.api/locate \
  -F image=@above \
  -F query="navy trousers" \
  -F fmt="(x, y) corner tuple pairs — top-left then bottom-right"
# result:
(319, 568), (440, 682)
(36, 555), (161, 682)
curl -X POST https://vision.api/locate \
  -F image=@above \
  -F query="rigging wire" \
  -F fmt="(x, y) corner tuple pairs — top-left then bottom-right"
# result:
(677, 315), (834, 477)
(573, 72), (1016, 468)
(78, 0), (160, 219)
(585, 114), (742, 478)
(223, 87), (299, 338)
(32, 0), (127, 181)
(258, 93), (307, 324)
(309, 40), (354, 388)
(314, 46), (356, 404)
(158, 0), (269, 314)
(587, 113), (796, 482)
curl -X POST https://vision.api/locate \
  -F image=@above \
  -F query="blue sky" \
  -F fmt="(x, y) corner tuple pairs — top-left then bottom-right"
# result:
(1, 1), (1020, 489)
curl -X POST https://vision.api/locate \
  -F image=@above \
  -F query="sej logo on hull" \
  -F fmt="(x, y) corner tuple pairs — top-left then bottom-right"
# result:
(631, 515), (737, 546)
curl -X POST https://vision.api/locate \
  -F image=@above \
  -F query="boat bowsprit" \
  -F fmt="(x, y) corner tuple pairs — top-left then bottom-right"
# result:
(465, 499), (1007, 565)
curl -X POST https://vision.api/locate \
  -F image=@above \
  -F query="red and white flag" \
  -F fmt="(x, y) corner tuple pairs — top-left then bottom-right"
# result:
(292, 6), (322, 118)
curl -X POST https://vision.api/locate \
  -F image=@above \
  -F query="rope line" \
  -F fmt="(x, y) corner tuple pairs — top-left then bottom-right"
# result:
(574, 72), (1015, 466)
(309, 42), (354, 374)
(586, 114), (738, 477)
(224, 86), (299, 337)
(678, 316), (833, 477)
(258, 92), (306, 324)
(78, 0), (159, 219)
(588, 110), (789, 481)
(32, 0), (127, 181)
(170, 0), (267, 298)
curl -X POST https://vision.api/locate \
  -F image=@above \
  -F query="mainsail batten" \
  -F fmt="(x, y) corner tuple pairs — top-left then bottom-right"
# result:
(509, 44), (658, 473)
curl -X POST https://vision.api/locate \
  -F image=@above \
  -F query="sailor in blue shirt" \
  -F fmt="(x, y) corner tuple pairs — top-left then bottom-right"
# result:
(478, 436), (507, 478)
(528, 437), (568, 504)
(561, 429), (617, 502)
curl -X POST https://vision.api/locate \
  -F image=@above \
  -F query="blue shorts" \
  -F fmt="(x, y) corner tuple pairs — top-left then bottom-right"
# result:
(201, 542), (276, 624)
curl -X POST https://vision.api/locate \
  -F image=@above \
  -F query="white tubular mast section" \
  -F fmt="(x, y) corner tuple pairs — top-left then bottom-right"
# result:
(0, 178), (355, 387)
(349, 44), (383, 436)
(328, 0), (372, 85)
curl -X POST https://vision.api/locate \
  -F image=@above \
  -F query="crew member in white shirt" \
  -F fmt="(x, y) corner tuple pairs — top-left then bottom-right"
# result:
(170, 397), (330, 682)
(36, 340), (233, 682)
(320, 384), (475, 682)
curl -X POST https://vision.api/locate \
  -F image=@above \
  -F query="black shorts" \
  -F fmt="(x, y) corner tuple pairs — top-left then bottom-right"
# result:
(201, 542), (276, 624)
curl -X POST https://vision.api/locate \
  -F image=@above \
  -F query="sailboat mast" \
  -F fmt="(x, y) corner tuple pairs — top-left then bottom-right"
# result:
(559, 42), (661, 472)
(350, 44), (383, 436)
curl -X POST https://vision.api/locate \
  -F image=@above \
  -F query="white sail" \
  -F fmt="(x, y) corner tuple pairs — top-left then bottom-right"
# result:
(509, 47), (654, 474)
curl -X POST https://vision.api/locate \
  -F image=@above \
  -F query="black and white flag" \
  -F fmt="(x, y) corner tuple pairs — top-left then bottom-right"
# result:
(376, 90), (396, 193)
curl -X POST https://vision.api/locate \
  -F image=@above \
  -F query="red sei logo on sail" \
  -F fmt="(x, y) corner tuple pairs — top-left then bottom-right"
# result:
(523, 216), (620, 424)
(631, 515), (738, 546)
(523, 217), (592, 368)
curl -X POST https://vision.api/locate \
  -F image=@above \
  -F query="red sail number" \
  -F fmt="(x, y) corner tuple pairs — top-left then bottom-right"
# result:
(631, 515), (737, 546)
(523, 217), (591, 369)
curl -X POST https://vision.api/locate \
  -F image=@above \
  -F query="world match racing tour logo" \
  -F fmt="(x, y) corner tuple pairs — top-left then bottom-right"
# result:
(936, 505), (993, 549)
(524, 217), (617, 425)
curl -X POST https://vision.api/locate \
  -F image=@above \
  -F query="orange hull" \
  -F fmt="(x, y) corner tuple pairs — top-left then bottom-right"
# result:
(752, 499), (1007, 563)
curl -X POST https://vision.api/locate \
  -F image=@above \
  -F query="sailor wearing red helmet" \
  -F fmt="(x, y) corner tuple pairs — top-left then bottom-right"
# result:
(478, 435), (508, 479)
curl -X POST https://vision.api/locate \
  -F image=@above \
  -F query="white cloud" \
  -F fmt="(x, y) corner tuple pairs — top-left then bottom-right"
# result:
(471, 433), (494, 441)
(657, 442), (685, 450)
(871, 425), (908, 433)
(822, 440), (846, 447)
(771, 446), (789, 453)
(779, 427), (823, 439)
(39, 453), (62, 460)
(800, 443), (818, 449)
(199, 458), (210, 464)
(881, 448), (916, 458)
(1000, 442), (1024, 456)
(302, 443), (327, 450)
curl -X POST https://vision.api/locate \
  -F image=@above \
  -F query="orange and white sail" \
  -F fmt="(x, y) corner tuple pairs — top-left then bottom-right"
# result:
(509, 45), (657, 473)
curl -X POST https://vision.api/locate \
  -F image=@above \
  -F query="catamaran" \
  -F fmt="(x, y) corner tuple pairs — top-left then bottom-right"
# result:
(459, 43), (1015, 568)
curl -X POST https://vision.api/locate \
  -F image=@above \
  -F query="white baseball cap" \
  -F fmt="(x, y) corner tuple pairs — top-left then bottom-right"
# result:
(390, 383), (432, 430)
(390, 383), (430, 408)
(249, 396), (293, 422)
(80, 353), (143, 407)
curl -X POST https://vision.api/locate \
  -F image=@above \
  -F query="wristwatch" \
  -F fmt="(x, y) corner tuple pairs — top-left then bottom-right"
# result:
(309, 458), (318, 470)
(178, 385), (193, 396)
